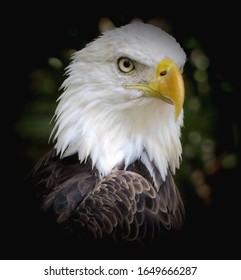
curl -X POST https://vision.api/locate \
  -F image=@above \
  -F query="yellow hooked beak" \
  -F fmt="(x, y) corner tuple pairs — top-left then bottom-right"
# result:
(125, 58), (185, 121)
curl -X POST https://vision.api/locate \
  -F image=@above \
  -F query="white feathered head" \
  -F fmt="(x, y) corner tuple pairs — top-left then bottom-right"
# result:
(51, 22), (186, 179)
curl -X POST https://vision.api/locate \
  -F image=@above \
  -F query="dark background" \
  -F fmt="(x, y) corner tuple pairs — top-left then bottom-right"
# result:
(2, 5), (241, 260)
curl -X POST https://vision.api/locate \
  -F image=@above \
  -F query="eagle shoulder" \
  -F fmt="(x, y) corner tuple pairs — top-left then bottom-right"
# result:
(29, 149), (185, 245)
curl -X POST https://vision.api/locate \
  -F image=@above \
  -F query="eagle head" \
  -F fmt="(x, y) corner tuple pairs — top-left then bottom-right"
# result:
(51, 22), (186, 180)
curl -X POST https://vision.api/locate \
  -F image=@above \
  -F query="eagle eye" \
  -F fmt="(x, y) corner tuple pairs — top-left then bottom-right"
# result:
(117, 57), (135, 73)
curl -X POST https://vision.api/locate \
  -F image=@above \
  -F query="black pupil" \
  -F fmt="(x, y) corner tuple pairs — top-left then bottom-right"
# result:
(123, 59), (131, 68)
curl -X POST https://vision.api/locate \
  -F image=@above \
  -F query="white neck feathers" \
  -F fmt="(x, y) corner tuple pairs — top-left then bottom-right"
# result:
(51, 87), (183, 180)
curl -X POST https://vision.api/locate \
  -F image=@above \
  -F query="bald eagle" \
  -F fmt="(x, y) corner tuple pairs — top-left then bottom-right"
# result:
(30, 22), (186, 249)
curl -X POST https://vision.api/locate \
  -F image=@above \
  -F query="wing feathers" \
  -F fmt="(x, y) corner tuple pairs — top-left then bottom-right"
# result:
(30, 150), (185, 244)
